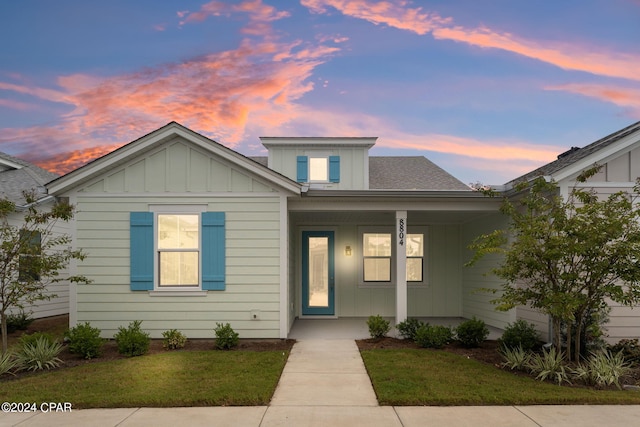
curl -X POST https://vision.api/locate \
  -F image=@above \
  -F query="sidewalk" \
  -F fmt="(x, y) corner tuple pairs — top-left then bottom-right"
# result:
(2, 339), (640, 426)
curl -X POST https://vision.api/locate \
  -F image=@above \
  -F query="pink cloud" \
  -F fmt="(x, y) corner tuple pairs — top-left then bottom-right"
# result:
(180, 0), (289, 25)
(0, 5), (338, 174)
(0, 99), (36, 111)
(546, 83), (640, 118)
(302, 0), (640, 82)
(302, 0), (450, 35)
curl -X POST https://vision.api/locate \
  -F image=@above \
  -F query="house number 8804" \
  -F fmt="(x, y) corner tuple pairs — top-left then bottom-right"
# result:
(398, 218), (405, 246)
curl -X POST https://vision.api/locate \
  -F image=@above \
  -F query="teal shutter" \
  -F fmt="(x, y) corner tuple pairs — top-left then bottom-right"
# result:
(130, 212), (154, 290)
(296, 156), (308, 182)
(202, 212), (226, 290)
(329, 156), (340, 182)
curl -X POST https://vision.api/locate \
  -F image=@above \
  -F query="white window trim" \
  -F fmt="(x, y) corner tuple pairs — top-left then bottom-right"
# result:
(357, 225), (428, 288)
(150, 204), (207, 292)
(305, 151), (331, 183)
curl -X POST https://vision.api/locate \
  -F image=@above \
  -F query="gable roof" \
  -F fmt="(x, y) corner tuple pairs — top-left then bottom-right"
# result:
(0, 151), (59, 205)
(47, 122), (301, 195)
(507, 121), (640, 186)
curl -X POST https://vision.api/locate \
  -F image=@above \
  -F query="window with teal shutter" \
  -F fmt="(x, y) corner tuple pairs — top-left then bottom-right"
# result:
(202, 212), (226, 290)
(297, 156), (308, 182)
(130, 212), (154, 290)
(329, 156), (340, 182)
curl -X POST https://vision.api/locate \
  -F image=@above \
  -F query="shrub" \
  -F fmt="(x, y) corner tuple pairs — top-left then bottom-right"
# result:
(498, 320), (540, 352)
(526, 347), (569, 385)
(15, 336), (63, 371)
(214, 323), (239, 350)
(455, 317), (489, 348)
(396, 318), (424, 341)
(65, 322), (104, 359)
(608, 339), (640, 365)
(0, 351), (18, 376)
(114, 320), (150, 357)
(162, 329), (187, 350)
(500, 345), (530, 371)
(6, 310), (34, 333)
(367, 315), (391, 339)
(414, 324), (453, 349)
(572, 350), (631, 389)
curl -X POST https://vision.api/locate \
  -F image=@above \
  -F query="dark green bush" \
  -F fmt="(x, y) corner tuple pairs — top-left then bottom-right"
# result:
(414, 324), (453, 349)
(609, 339), (640, 365)
(396, 318), (425, 341)
(162, 329), (187, 350)
(367, 315), (391, 339)
(65, 322), (104, 359)
(214, 323), (239, 350)
(498, 319), (541, 351)
(6, 310), (34, 333)
(455, 317), (489, 348)
(114, 320), (150, 357)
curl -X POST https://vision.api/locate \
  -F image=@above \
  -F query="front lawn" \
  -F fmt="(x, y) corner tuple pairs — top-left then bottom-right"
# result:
(0, 350), (289, 408)
(360, 348), (640, 406)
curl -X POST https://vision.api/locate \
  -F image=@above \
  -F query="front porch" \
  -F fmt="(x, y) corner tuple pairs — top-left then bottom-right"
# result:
(288, 317), (504, 340)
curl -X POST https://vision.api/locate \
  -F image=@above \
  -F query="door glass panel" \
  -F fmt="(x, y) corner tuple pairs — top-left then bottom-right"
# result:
(308, 237), (329, 307)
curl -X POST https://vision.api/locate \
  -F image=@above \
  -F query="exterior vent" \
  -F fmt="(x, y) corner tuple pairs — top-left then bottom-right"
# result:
(557, 146), (580, 159)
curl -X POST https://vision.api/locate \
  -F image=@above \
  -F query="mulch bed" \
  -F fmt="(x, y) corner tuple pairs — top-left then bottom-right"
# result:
(4, 315), (294, 378)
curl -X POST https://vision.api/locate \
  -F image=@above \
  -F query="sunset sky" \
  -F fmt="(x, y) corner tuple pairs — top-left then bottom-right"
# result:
(1, 0), (639, 185)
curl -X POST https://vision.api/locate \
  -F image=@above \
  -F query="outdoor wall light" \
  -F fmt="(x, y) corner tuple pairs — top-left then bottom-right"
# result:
(345, 245), (352, 256)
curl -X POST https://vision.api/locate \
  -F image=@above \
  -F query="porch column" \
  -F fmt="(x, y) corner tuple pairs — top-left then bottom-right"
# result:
(396, 210), (407, 325)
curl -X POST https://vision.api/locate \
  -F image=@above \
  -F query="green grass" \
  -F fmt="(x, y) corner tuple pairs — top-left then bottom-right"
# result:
(0, 350), (289, 408)
(361, 349), (640, 406)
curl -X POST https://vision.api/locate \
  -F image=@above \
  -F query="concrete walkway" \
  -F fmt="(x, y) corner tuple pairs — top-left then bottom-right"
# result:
(2, 339), (640, 426)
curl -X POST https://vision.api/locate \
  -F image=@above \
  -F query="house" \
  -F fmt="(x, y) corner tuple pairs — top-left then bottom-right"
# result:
(45, 122), (505, 339)
(0, 152), (69, 319)
(44, 120), (640, 341)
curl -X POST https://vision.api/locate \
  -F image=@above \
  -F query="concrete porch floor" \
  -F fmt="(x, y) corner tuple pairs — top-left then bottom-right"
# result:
(287, 317), (504, 340)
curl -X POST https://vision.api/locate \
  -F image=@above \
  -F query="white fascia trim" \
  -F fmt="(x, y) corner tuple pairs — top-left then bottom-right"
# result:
(553, 133), (640, 182)
(260, 136), (377, 149)
(48, 124), (301, 195)
(279, 194), (289, 339)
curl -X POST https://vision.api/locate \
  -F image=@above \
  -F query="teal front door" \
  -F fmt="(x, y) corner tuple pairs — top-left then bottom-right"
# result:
(302, 231), (335, 315)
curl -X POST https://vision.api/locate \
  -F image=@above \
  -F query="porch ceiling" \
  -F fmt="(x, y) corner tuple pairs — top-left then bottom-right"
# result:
(290, 210), (495, 224)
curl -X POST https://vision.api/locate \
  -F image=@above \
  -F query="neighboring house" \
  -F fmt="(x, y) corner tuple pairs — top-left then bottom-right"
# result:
(503, 120), (640, 343)
(0, 152), (69, 319)
(44, 121), (640, 341)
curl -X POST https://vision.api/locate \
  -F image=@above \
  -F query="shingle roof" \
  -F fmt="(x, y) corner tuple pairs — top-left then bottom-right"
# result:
(0, 152), (59, 204)
(249, 155), (471, 191)
(507, 121), (640, 186)
(369, 156), (470, 190)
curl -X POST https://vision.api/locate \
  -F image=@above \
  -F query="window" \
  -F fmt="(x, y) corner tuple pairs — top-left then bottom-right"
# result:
(296, 155), (340, 183)
(363, 233), (392, 282)
(359, 227), (427, 285)
(406, 234), (424, 282)
(130, 210), (225, 291)
(309, 157), (328, 181)
(19, 230), (41, 281)
(158, 214), (199, 287)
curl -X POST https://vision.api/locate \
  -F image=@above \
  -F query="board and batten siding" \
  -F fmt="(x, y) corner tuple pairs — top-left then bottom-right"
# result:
(74, 196), (282, 339)
(460, 213), (514, 330)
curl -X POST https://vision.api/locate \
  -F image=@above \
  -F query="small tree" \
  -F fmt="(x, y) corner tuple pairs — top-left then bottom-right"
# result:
(467, 167), (640, 362)
(0, 190), (90, 353)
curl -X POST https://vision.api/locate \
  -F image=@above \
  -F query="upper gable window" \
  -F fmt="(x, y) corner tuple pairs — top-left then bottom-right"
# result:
(297, 155), (340, 183)
(309, 157), (328, 181)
